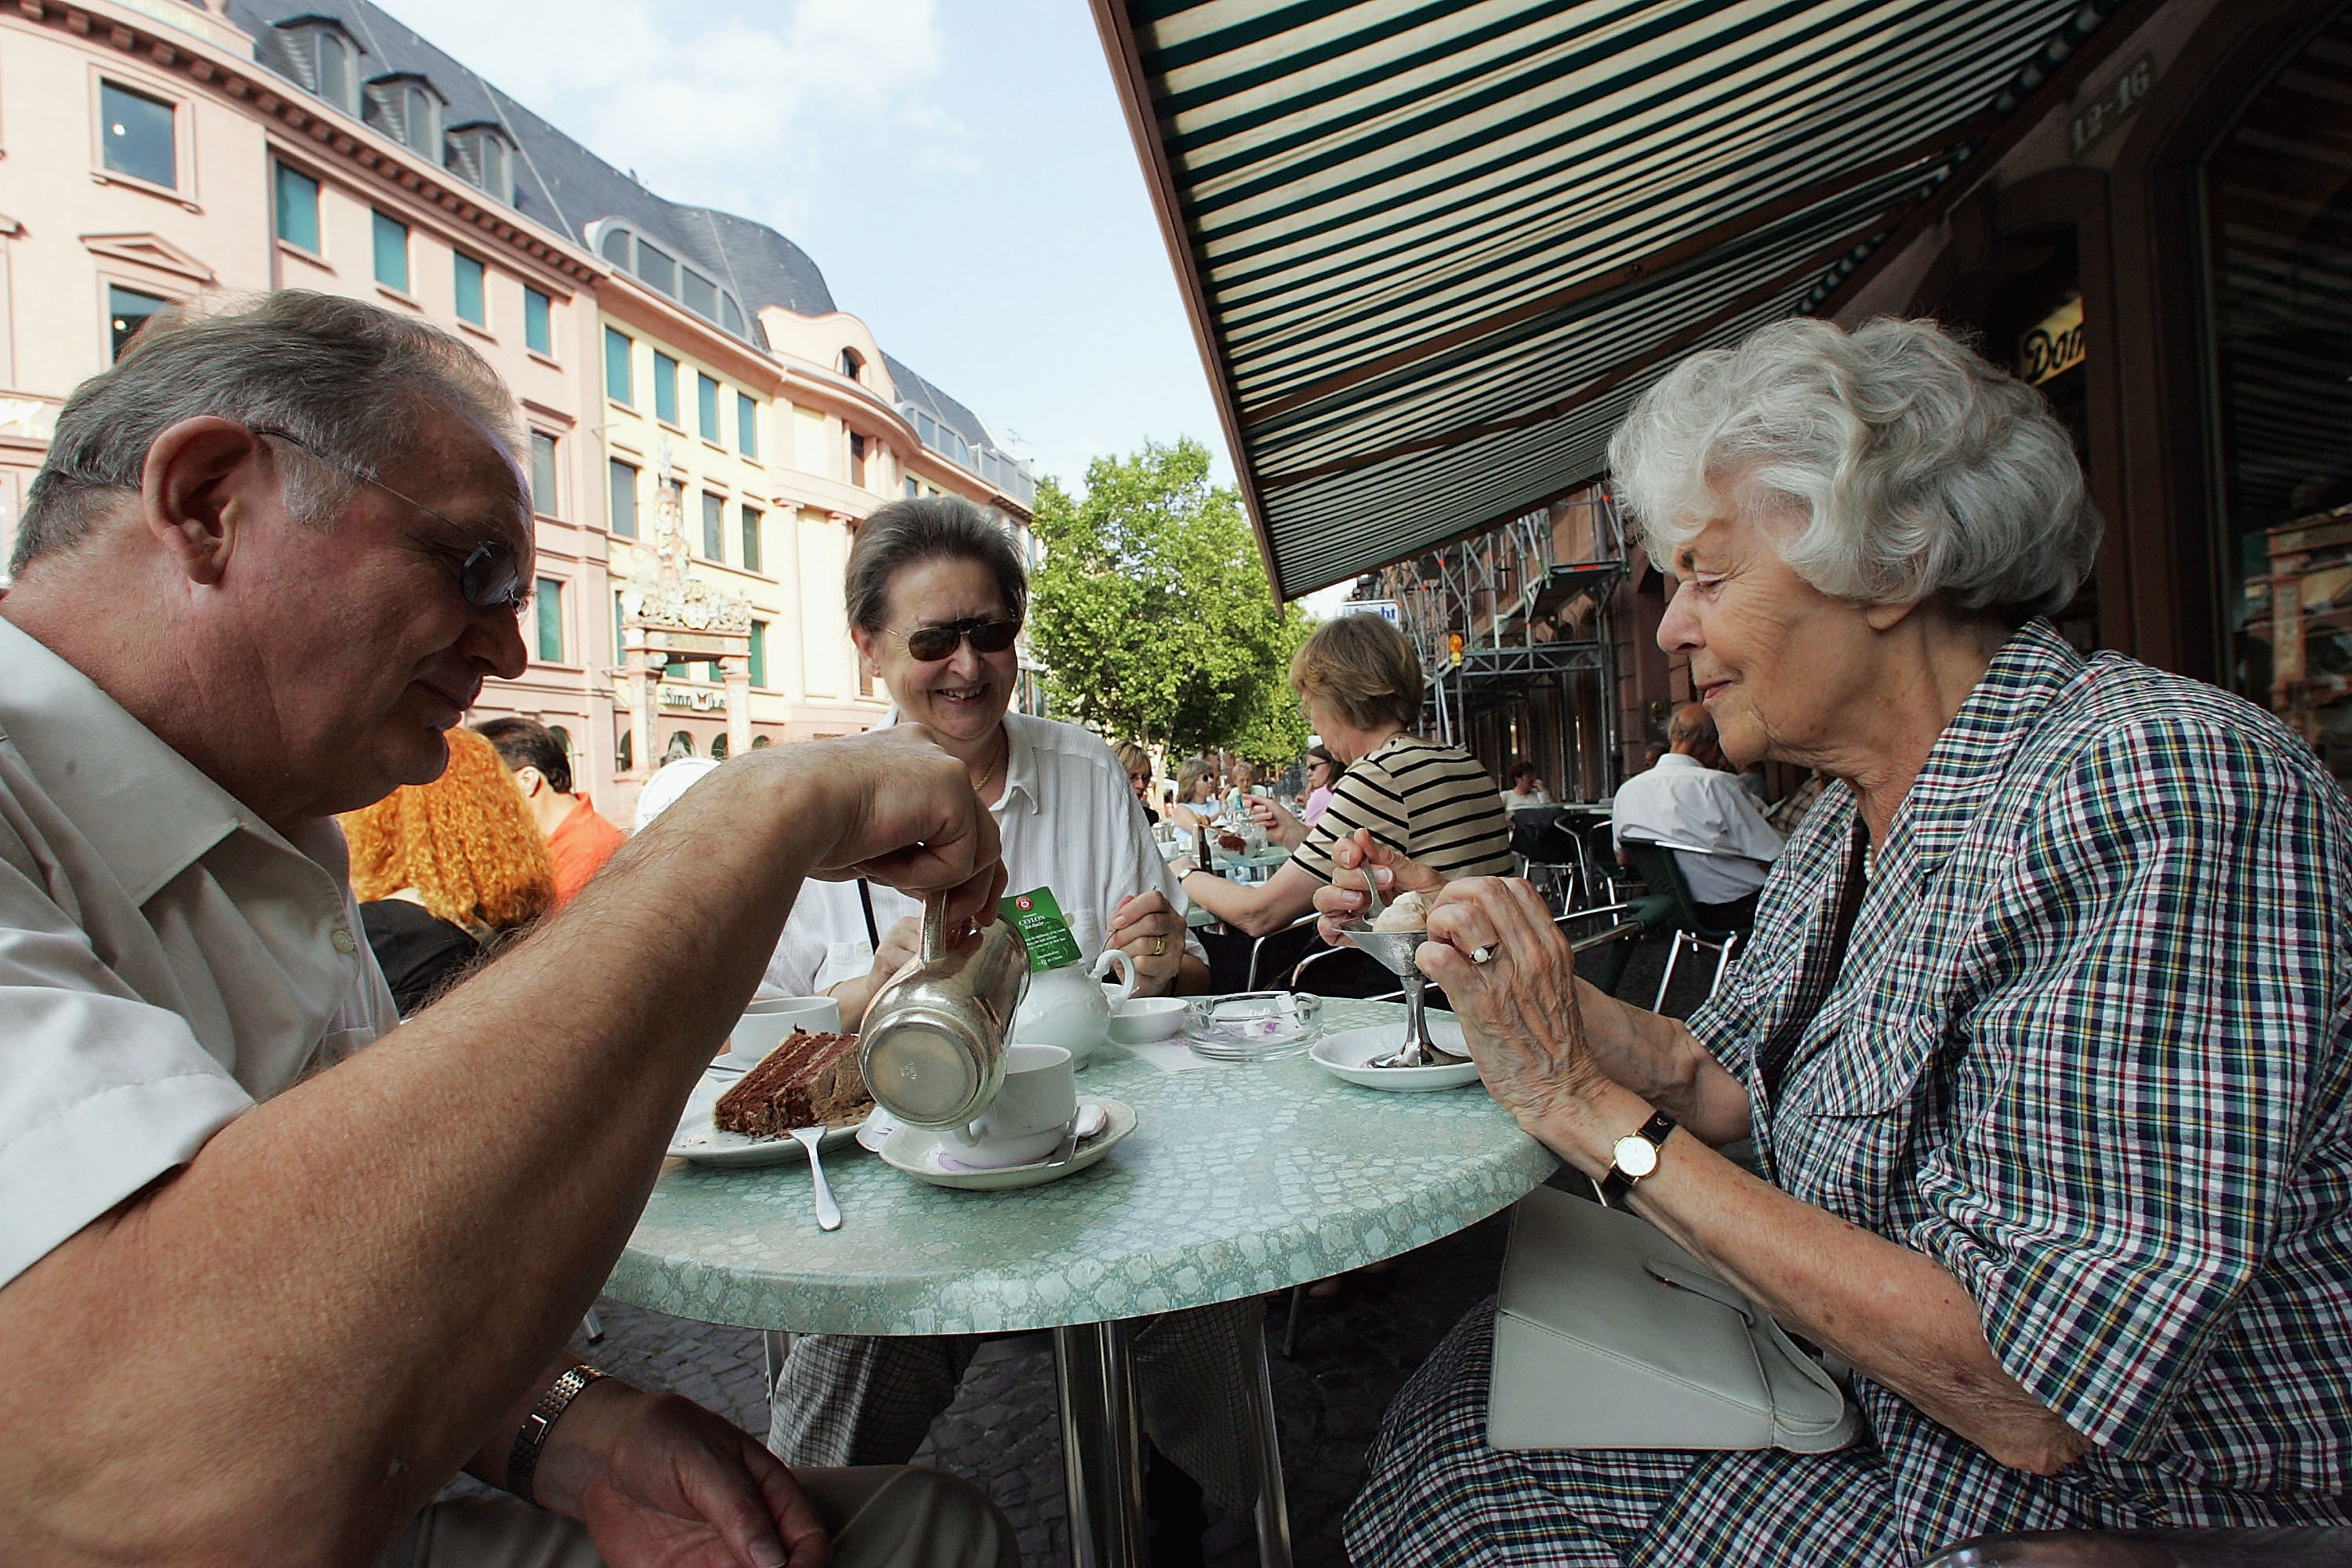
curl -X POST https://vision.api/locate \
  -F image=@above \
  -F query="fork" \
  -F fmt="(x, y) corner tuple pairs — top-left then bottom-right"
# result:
(790, 1127), (842, 1231)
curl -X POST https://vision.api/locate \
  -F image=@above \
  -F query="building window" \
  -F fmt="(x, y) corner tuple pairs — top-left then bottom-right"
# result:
(372, 210), (409, 292)
(608, 457), (638, 538)
(274, 162), (321, 252)
(750, 619), (768, 688)
(698, 372), (721, 443)
(653, 353), (680, 426)
(840, 347), (863, 380)
(849, 432), (868, 488)
(682, 270), (718, 320)
(312, 27), (358, 114)
(701, 490), (724, 561)
(445, 124), (514, 206)
(453, 252), (486, 325)
(533, 577), (563, 662)
(107, 285), (168, 361)
(529, 430), (558, 517)
(613, 590), (626, 670)
(904, 476), (918, 499)
(737, 392), (758, 459)
(100, 81), (176, 189)
(740, 503), (763, 574)
(636, 238), (677, 297)
(365, 75), (443, 158)
(524, 288), (552, 356)
(604, 327), (632, 405)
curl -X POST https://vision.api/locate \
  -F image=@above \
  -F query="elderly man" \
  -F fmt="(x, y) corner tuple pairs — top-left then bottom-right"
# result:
(1610, 702), (1784, 927)
(474, 715), (626, 905)
(0, 292), (1015, 1568)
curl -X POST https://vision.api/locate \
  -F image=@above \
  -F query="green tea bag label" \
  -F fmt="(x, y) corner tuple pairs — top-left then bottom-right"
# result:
(1000, 887), (1084, 972)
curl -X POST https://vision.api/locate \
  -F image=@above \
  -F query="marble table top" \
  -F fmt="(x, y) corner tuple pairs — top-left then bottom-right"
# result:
(605, 999), (1558, 1334)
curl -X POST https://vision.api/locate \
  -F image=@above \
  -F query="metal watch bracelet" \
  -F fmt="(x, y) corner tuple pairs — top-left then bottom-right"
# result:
(504, 1364), (607, 1508)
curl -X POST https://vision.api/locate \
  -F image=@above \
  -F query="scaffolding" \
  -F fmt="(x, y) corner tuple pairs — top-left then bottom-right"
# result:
(1366, 488), (1630, 798)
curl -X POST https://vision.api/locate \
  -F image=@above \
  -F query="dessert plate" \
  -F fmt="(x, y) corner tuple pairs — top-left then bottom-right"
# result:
(666, 1073), (865, 1167)
(1310, 1020), (1483, 1092)
(877, 1098), (1135, 1191)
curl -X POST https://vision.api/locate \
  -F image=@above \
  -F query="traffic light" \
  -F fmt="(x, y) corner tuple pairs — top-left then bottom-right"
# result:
(1448, 632), (1465, 665)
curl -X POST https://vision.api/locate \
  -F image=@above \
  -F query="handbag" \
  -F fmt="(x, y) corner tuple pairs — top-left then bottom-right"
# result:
(1486, 1183), (1857, 1453)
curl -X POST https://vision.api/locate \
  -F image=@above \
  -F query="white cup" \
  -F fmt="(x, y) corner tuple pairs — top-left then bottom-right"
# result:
(724, 996), (843, 1068)
(946, 1044), (1076, 1167)
(1108, 996), (1187, 1045)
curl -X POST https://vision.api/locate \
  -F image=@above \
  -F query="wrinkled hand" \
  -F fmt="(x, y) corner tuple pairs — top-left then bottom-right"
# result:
(1245, 796), (1304, 848)
(536, 1383), (827, 1568)
(1417, 878), (1614, 1127)
(1109, 890), (1185, 995)
(1311, 829), (1446, 945)
(869, 916), (923, 991)
(771, 725), (1005, 929)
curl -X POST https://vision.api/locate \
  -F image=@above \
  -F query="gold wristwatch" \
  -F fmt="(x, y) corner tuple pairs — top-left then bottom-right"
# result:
(1594, 1110), (1676, 1207)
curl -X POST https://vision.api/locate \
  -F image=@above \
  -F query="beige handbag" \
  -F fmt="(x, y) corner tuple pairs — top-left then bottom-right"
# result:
(1486, 1184), (1857, 1453)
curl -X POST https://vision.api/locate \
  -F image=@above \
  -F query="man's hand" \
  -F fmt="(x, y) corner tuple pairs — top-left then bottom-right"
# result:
(1311, 829), (1445, 944)
(535, 1382), (827, 1568)
(1109, 891), (1186, 995)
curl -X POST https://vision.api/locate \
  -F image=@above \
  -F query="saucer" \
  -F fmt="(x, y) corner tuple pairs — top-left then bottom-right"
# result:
(1310, 1020), (1483, 1092)
(877, 1098), (1136, 1190)
(666, 1073), (867, 1166)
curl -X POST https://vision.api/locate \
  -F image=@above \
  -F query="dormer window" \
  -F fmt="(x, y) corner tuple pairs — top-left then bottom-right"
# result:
(581, 218), (753, 343)
(840, 347), (864, 381)
(274, 19), (361, 114)
(445, 122), (515, 205)
(364, 74), (444, 160)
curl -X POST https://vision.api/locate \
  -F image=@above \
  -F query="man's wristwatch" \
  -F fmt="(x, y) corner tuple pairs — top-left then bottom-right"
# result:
(1594, 1110), (1677, 1207)
(504, 1363), (607, 1507)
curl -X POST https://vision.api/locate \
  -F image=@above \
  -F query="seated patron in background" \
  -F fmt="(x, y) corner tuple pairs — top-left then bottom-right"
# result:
(1611, 702), (1784, 928)
(757, 498), (1263, 1547)
(1167, 754), (1221, 836)
(474, 715), (623, 906)
(1301, 744), (1342, 826)
(343, 725), (554, 1014)
(1175, 613), (1513, 937)
(1113, 738), (1160, 824)
(1500, 758), (1551, 811)
(1332, 316), (2352, 1565)
(0, 292), (1017, 1568)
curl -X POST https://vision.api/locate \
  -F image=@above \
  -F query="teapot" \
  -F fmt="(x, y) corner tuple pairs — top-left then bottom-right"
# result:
(1009, 947), (1135, 1067)
(858, 895), (1033, 1128)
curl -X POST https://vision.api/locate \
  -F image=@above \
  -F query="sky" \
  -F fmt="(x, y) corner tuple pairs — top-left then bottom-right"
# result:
(376, 0), (1234, 502)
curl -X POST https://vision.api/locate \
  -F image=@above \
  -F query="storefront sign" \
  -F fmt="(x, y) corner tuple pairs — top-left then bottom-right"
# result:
(659, 686), (728, 711)
(2019, 293), (2086, 386)
(2071, 54), (2156, 158)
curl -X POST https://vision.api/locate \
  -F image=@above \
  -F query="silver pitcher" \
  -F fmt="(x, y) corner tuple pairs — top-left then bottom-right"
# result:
(858, 894), (1033, 1128)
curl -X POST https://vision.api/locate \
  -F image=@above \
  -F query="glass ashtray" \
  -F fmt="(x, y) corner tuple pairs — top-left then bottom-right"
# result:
(1183, 991), (1323, 1062)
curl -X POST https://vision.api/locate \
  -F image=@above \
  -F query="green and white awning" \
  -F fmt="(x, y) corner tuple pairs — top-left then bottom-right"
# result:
(1096, 0), (2129, 599)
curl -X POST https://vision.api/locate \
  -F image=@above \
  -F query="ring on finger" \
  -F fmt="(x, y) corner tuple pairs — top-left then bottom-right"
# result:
(1472, 945), (1497, 964)
(1152, 935), (1167, 957)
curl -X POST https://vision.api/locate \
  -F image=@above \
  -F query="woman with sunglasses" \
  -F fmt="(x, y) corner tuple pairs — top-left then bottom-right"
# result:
(757, 499), (1256, 1538)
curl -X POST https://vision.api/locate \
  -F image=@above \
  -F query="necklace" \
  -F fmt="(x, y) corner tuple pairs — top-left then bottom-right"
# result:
(971, 728), (1009, 798)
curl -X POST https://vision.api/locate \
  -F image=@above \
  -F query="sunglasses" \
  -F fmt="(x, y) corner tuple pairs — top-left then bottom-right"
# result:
(892, 615), (1021, 662)
(251, 426), (528, 614)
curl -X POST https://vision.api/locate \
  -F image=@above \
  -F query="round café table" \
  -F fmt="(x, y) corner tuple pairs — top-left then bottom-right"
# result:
(605, 998), (1557, 1568)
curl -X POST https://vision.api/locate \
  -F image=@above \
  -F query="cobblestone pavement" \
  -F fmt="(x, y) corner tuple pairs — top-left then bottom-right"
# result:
(553, 933), (1708, 1567)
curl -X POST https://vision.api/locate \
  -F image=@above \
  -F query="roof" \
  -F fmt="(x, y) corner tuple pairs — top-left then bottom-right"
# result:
(1095, 0), (2137, 600)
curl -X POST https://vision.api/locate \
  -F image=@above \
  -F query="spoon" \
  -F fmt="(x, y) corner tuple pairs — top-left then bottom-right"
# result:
(790, 1127), (843, 1231)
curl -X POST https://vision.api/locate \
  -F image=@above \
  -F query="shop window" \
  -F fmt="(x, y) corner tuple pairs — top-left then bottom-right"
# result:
(2206, 9), (2352, 790)
(665, 731), (696, 762)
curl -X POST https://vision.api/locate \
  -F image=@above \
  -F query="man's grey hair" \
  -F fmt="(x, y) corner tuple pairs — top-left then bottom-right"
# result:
(1667, 703), (1716, 748)
(12, 289), (521, 575)
(1608, 317), (2100, 619)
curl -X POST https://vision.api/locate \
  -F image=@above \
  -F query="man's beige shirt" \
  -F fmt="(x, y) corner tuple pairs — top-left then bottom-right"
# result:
(0, 615), (397, 1290)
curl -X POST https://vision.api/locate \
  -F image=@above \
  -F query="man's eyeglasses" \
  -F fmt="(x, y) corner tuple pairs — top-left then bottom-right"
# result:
(891, 616), (1021, 662)
(250, 425), (528, 615)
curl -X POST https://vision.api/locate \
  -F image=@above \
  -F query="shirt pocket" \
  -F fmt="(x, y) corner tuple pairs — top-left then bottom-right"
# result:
(1776, 1012), (1945, 1228)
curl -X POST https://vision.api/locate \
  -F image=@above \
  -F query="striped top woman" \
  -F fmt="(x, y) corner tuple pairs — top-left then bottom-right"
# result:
(1174, 613), (1512, 936)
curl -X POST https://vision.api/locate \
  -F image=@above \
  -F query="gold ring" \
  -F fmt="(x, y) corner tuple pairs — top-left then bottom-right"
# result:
(1152, 936), (1167, 957)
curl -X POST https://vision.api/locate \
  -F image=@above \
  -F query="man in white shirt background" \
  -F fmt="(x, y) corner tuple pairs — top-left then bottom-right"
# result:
(0, 291), (1015, 1568)
(1611, 702), (1785, 929)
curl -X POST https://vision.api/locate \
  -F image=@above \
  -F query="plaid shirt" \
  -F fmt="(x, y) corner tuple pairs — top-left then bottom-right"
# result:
(1695, 618), (2352, 1541)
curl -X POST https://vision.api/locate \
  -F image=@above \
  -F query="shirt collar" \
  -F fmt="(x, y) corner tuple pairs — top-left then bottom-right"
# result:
(1889, 618), (2086, 877)
(1653, 752), (1705, 771)
(0, 615), (280, 904)
(876, 708), (1041, 818)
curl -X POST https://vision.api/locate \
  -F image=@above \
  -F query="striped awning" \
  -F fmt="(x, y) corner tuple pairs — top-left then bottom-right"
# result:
(1094, 0), (2132, 600)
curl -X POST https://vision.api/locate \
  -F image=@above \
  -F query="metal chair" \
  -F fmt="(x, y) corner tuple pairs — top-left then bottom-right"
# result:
(1246, 911), (1327, 991)
(1615, 837), (1744, 1011)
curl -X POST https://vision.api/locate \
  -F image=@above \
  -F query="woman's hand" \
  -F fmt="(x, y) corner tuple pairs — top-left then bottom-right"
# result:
(1246, 795), (1305, 848)
(1109, 891), (1187, 995)
(826, 916), (923, 1029)
(1417, 877), (1616, 1126)
(1311, 829), (1446, 944)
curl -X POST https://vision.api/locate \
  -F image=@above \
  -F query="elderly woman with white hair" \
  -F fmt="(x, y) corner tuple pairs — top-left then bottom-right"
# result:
(1335, 318), (2352, 1563)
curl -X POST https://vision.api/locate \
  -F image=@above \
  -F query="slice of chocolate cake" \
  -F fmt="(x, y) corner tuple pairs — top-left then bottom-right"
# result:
(713, 1029), (872, 1140)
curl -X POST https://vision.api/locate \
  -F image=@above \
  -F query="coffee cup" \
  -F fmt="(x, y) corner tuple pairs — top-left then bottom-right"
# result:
(945, 1044), (1076, 1168)
(724, 996), (843, 1068)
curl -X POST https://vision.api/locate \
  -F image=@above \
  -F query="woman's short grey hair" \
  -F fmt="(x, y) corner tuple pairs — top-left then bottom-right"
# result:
(844, 494), (1028, 635)
(12, 289), (518, 576)
(1608, 317), (2100, 619)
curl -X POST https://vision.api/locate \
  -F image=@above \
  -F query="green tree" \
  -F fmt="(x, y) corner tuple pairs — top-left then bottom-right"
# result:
(1029, 438), (1310, 764)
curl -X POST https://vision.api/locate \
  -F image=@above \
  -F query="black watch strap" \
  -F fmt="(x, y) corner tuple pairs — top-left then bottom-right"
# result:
(1595, 1110), (1678, 1206)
